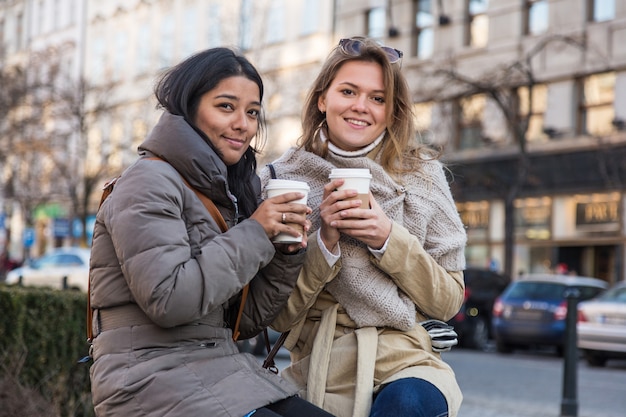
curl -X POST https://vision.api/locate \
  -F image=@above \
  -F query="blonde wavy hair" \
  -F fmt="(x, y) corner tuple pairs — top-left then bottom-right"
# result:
(297, 36), (438, 177)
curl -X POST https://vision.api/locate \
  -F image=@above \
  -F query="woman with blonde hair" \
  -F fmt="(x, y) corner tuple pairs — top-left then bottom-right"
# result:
(261, 37), (467, 417)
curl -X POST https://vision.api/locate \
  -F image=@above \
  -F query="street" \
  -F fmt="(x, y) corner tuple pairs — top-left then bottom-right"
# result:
(264, 346), (626, 417)
(445, 347), (626, 417)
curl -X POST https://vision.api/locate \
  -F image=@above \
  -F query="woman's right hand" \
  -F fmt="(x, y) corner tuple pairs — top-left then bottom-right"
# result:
(319, 179), (363, 252)
(251, 192), (311, 243)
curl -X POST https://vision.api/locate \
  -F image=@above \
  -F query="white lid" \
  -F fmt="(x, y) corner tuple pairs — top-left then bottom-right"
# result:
(328, 168), (372, 179)
(265, 179), (310, 191)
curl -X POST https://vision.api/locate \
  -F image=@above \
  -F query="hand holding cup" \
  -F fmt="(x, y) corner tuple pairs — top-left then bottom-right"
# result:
(265, 179), (310, 244)
(328, 168), (372, 209)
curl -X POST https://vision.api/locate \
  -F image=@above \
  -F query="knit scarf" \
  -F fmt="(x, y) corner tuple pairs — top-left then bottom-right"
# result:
(263, 146), (466, 331)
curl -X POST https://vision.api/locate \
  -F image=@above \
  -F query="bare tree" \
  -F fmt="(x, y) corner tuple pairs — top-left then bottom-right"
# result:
(46, 68), (117, 247)
(412, 34), (605, 278)
(1, 48), (117, 255)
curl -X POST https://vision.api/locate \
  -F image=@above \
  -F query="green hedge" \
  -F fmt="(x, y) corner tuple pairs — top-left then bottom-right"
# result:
(0, 286), (93, 417)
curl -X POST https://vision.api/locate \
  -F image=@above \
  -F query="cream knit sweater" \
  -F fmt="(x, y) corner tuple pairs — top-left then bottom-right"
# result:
(261, 145), (466, 331)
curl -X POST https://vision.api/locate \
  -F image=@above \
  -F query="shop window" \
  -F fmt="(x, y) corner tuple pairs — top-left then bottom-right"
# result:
(577, 72), (615, 137)
(517, 84), (548, 142)
(465, 245), (490, 268)
(457, 94), (485, 150)
(574, 193), (620, 234)
(467, 0), (489, 48)
(367, 7), (386, 40)
(514, 197), (551, 240)
(524, 0), (548, 36)
(414, 0), (434, 59)
(457, 201), (490, 240)
(589, 0), (615, 22)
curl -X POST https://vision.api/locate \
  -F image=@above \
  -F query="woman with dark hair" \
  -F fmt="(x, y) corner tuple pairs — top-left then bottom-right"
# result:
(261, 37), (467, 417)
(88, 48), (334, 417)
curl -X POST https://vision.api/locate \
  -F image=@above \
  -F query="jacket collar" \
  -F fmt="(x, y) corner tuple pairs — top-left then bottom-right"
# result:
(138, 112), (233, 208)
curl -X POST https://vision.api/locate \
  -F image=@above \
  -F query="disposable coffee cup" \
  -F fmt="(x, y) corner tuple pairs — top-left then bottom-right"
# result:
(328, 168), (372, 209)
(265, 179), (310, 243)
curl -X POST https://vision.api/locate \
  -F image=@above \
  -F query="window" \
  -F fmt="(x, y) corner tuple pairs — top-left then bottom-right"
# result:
(578, 72), (615, 136)
(458, 94), (486, 150)
(159, 15), (175, 67)
(53, 0), (61, 29)
(517, 84), (548, 142)
(37, 0), (44, 36)
(414, 102), (433, 132)
(136, 23), (150, 73)
(525, 0), (548, 36)
(113, 32), (127, 80)
(300, 0), (318, 35)
(414, 0), (434, 59)
(90, 37), (105, 80)
(468, 0), (489, 48)
(367, 7), (386, 40)
(589, 0), (615, 22)
(239, 0), (253, 50)
(68, 0), (76, 25)
(182, 7), (197, 57)
(207, 4), (221, 47)
(16, 12), (24, 50)
(514, 197), (551, 240)
(413, 101), (434, 143)
(266, 0), (285, 44)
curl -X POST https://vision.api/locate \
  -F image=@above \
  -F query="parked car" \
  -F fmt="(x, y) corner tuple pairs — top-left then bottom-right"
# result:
(577, 281), (626, 367)
(5, 247), (91, 292)
(492, 274), (608, 355)
(448, 268), (510, 350)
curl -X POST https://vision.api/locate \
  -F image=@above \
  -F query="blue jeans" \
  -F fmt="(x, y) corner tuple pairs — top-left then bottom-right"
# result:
(369, 378), (448, 417)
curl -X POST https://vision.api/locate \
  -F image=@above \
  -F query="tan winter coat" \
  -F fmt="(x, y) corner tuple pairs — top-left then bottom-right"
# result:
(261, 145), (466, 417)
(89, 113), (302, 417)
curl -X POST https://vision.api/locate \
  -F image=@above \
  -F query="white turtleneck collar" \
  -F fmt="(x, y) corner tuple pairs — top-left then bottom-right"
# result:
(319, 128), (386, 157)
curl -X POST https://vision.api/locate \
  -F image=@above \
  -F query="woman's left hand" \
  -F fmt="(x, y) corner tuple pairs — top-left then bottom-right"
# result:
(330, 192), (392, 250)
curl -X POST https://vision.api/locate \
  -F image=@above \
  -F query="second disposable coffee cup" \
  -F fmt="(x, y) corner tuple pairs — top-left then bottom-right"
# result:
(265, 179), (310, 243)
(328, 168), (372, 209)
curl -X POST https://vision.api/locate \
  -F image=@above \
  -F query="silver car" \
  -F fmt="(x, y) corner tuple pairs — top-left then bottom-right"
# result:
(577, 281), (626, 367)
(5, 247), (91, 292)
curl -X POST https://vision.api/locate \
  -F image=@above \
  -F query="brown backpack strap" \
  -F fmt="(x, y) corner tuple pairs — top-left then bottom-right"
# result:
(262, 331), (289, 374)
(86, 176), (122, 342)
(87, 157), (248, 343)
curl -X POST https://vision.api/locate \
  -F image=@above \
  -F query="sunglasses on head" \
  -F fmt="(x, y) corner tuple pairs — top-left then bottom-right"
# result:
(338, 38), (404, 64)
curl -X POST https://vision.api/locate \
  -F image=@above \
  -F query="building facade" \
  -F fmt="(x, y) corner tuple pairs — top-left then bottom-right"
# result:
(1, 0), (625, 283)
(344, 0), (626, 283)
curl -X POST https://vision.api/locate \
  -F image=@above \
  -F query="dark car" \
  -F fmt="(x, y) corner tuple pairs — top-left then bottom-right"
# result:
(492, 274), (608, 355)
(448, 268), (510, 350)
